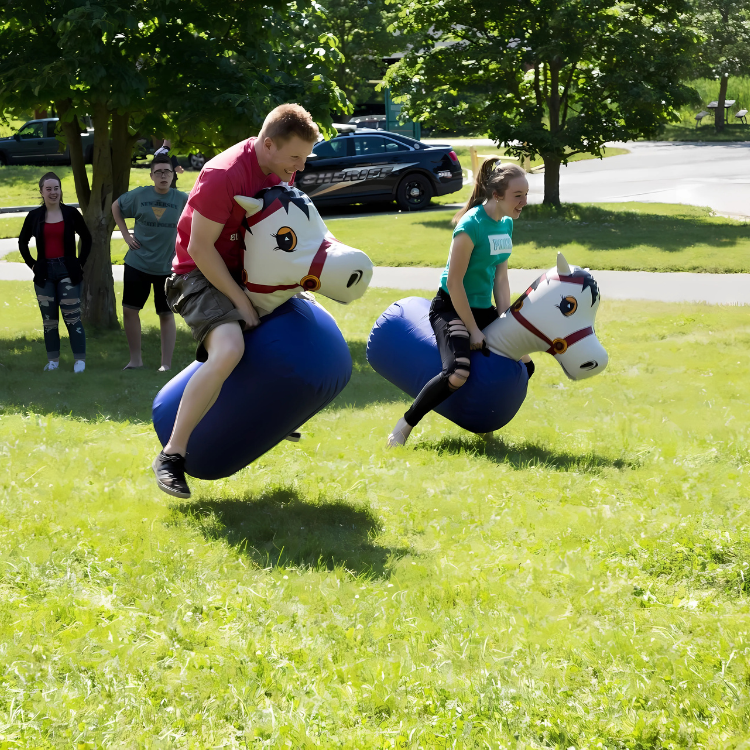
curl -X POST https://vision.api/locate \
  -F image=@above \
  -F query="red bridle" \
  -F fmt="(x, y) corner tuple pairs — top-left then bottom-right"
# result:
(510, 273), (594, 355)
(242, 237), (331, 294)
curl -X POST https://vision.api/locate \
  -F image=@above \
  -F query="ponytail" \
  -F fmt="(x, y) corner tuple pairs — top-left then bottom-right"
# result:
(452, 159), (526, 225)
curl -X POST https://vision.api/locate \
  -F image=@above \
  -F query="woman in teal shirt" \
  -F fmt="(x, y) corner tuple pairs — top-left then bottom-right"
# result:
(387, 158), (534, 447)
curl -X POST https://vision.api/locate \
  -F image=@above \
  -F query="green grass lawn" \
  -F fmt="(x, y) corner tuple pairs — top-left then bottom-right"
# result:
(658, 124), (750, 142)
(0, 163), (199, 208)
(1, 281), (749, 746)
(5, 202), (749, 273)
(325, 202), (750, 273)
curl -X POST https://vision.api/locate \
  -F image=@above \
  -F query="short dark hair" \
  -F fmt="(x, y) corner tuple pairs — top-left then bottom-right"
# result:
(261, 104), (319, 144)
(150, 154), (173, 171)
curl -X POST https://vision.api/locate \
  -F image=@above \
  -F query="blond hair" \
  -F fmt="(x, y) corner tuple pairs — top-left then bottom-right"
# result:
(260, 104), (319, 144)
(452, 159), (526, 225)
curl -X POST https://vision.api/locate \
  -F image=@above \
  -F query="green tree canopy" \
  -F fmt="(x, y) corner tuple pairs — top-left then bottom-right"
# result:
(292, 0), (408, 113)
(385, 0), (698, 205)
(691, 0), (750, 131)
(0, 0), (347, 327)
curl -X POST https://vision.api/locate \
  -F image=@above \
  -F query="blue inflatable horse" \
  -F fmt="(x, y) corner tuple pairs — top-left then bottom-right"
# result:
(153, 185), (373, 479)
(367, 253), (608, 434)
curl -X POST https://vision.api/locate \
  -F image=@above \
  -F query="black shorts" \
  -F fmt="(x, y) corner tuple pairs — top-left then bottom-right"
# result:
(122, 264), (172, 315)
(164, 268), (245, 362)
(430, 288), (499, 373)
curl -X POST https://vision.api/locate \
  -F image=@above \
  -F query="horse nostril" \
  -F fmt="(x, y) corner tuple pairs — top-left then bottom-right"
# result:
(580, 361), (598, 370)
(347, 270), (363, 288)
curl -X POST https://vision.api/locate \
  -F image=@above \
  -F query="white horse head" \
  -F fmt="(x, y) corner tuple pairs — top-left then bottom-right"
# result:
(484, 253), (608, 380)
(234, 185), (373, 314)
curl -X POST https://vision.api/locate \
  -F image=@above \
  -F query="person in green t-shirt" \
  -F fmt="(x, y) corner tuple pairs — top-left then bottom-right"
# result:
(387, 158), (535, 447)
(112, 154), (188, 371)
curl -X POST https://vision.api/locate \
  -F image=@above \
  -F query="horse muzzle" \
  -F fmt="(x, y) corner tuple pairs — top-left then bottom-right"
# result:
(556, 336), (608, 380)
(315, 239), (374, 304)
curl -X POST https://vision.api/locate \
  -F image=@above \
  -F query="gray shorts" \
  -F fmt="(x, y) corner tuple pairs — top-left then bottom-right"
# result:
(165, 268), (245, 362)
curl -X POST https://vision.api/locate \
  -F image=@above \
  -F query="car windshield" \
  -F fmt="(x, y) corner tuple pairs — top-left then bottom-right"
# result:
(314, 139), (349, 159)
(353, 136), (408, 155)
(19, 123), (45, 139)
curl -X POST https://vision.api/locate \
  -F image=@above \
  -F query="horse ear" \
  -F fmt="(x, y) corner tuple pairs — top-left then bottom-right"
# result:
(234, 195), (263, 217)
(557, 252), (572, 276)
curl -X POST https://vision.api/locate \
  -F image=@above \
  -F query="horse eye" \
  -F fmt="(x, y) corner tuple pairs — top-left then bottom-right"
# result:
(559, 296), (578, 316)
(272, 226), (297, 252)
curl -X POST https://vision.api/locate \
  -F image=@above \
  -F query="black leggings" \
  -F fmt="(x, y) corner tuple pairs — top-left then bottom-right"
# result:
(404, 289), (498, 427)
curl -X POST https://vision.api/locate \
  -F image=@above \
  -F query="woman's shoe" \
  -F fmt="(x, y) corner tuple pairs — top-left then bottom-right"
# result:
(43, 361), (59, 372)
(386, 417), (413, 448)
(73, 360), (85, 373)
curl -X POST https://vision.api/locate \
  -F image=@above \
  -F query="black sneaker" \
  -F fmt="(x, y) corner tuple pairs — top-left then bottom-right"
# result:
(152, 451), (191, 498)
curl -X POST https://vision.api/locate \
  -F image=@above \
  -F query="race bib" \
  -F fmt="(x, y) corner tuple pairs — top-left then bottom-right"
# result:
(488, 234), (512, 255)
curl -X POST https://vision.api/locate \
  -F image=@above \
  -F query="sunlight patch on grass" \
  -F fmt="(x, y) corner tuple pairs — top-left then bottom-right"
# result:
(1, 281), (750, 743)
(326, 201), (750, 273)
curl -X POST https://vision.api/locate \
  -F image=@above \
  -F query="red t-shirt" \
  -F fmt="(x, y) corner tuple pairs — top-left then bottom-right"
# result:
(172, 137), (290, 275)
(44, 220), (65, 259)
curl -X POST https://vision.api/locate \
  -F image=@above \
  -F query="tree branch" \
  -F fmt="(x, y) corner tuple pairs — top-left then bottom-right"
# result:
(533, 63), (542, 107)
(560, 60), (578, 126)
(55, 98), (91, 212)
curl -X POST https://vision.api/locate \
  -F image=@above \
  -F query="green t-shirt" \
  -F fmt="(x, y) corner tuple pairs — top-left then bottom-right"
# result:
(440, 205), (513, 308)
(118, 186), (188, 275)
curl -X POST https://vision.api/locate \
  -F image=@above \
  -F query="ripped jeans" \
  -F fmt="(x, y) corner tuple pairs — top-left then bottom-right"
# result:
(34, 259), (86, 361)
(404, 289), (498, 427)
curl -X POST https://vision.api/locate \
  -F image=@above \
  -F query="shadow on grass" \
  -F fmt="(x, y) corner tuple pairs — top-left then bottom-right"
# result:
(173, 485), (409, 577)
(416, 433), (636, 473)
(0, 329), (198, 422)
(415, 203), (750, 255)
(330, 339), (409, 409)
(0, 332), (408, 420)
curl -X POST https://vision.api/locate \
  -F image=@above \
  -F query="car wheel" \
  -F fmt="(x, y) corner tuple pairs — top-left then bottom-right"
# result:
(0, 152), (7, 167)
(396, 173), (432, 211)
(188, 153), (205, 170)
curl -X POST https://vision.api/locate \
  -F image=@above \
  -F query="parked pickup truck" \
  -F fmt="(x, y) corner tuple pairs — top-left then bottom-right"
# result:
(0, 118), (95, 166)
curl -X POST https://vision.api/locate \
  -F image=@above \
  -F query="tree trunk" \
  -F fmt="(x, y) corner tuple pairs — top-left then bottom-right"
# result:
(81, 102), (119, 329)
(716, 74), (729, 133)
(111, 110), (137, 200)
(543, 62), (563, 206)
(542, 155), (562, 206)
(55, 99), (91, 211)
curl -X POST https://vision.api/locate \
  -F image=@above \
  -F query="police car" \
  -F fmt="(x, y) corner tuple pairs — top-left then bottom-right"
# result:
(296, 126), (463, 211)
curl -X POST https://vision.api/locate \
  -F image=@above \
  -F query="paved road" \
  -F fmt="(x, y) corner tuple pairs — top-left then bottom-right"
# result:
(1, 262), (747, 304)
(526, 140), (750, 218)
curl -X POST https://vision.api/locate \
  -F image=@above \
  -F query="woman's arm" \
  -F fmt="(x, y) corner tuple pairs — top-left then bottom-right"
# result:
(73, 210), (92, 267)
(493, 261), (510, 313)
(445, 232), (484, 350)
(495, 261), (531, 364)
(18, 213), (35, 269)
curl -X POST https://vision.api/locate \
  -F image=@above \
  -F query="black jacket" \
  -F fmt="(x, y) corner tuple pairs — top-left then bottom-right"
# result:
(18, 203), (92, 286)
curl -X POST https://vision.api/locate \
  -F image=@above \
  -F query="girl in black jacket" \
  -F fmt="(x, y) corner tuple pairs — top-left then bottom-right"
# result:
(18, 172), (92, 372)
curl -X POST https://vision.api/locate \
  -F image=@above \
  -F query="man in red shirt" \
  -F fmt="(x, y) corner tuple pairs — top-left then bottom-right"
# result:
(152, 104), (319, 498)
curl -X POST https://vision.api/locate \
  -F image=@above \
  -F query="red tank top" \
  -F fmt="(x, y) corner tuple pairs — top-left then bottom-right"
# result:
(44, 220), (65, 259)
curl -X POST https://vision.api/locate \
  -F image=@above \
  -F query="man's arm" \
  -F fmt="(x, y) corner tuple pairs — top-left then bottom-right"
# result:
(111, 198), (140, 250)
(188, 209), (259, 328)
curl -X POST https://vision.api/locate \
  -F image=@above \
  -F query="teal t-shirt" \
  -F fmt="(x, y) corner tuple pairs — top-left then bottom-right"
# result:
(118, 186), (188, 275)
(439, 205), (513, 308)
